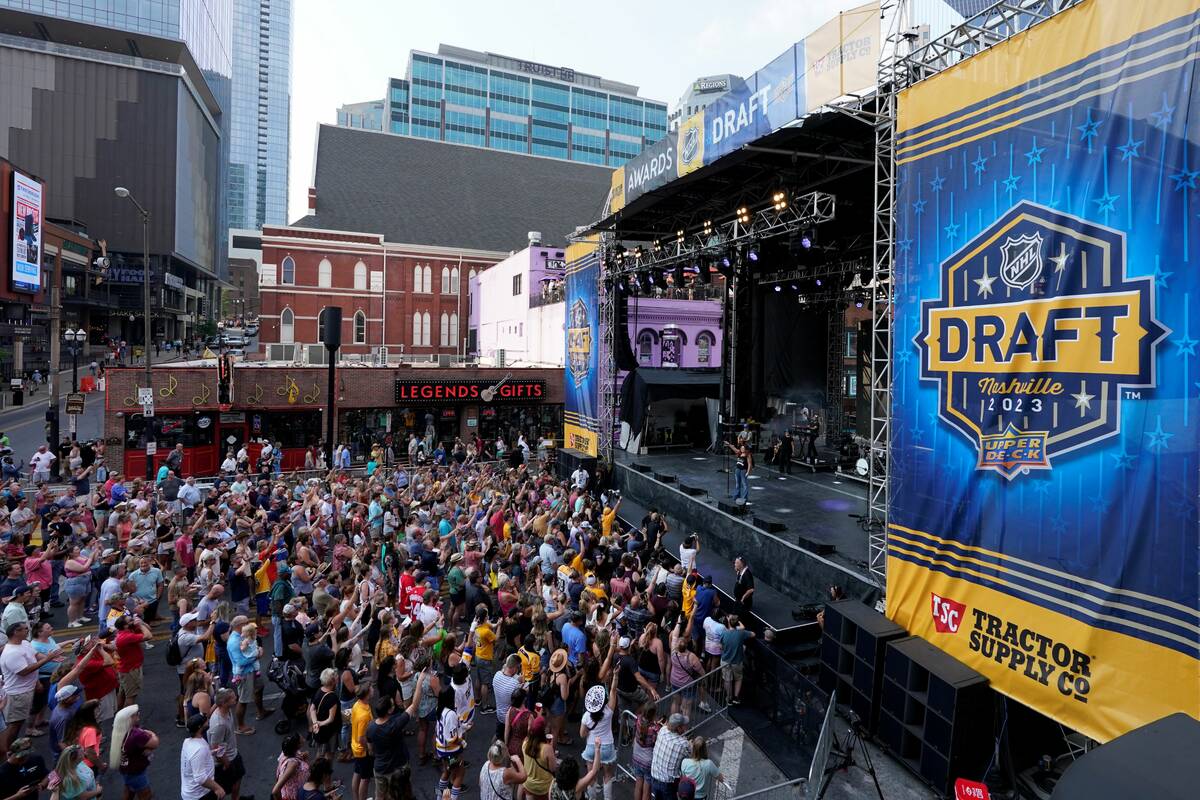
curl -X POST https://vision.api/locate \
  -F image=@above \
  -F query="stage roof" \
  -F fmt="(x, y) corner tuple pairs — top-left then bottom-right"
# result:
(585, 106), (877, 261)
(1053, 713), (1200, 800)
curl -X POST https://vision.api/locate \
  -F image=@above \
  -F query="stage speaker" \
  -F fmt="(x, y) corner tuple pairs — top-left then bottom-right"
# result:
(752, 516), (786, 533)
(678, 483), (706, 497)
(876, 636), (994, 796)
(652, 472), (676, 483)
(630, 463), (653, 474)
(817, 600), (906, 735)
(717, 500), (747, 516)
(613, 289), (639, 370)
(320, 306), (343, 350)
(556, 449), (597, 483)
(797, 535), (836, 556)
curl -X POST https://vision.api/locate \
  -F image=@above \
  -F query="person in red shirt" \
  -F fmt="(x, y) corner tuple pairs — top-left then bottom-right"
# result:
(174, 531), (195, 578)
(397, 561), (416, 615)
(489, 505), (505, 540)
(113, 614), (153, 709)
(78, 632), (120, 724)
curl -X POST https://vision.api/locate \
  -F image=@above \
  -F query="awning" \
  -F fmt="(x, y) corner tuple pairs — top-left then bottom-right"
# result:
(1053, 713), (1200, 800)
(619, 367), (721, 435)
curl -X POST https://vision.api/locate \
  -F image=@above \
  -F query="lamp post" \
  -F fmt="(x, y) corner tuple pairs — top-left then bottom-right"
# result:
(63, 328), (86, 393)
(114, 186), (154, 481)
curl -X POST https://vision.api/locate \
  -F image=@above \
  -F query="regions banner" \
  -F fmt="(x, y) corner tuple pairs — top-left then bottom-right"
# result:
(564, 240), (601, 456)
(889, 0), (1200, 743)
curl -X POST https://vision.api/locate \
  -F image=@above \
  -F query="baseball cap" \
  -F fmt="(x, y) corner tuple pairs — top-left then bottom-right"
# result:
(180, 612), (200, 626)
(618, 636), (631, 649)
(9, 737), (32, 757)
(55, 684), (80, 703)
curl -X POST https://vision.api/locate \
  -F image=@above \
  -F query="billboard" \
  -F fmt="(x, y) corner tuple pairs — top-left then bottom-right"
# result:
(889, 0), (1200, 743)
(10, 170), (42, 292)
(564, 240), (601, 456)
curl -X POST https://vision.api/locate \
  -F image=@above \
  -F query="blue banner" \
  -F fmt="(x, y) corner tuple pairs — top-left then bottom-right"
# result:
(564, 242), (600, 456)
(888, 0), (1200, 742)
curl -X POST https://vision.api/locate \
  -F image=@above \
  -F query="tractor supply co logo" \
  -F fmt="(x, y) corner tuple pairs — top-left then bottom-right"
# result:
(931, 592), (966, 633)
(915, 201), (1168, 479)
(967, 606), (1094, 704)
(677, 112), (705, 177)
(567, 298), (593, 388)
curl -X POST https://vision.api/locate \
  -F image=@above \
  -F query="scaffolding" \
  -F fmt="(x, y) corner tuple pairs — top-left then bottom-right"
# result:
(866, 0), (1090, 587)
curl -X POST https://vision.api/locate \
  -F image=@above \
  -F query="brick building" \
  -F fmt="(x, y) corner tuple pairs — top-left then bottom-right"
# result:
(255, 124), (614, 360)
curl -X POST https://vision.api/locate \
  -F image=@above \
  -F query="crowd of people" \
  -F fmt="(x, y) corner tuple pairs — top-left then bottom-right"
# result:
(0, 440), (759, 800)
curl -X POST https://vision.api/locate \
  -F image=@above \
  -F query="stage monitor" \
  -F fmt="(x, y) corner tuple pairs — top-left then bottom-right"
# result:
(805, 689), (837, 800)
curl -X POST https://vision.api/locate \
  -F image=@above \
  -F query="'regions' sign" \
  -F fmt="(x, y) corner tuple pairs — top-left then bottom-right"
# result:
(916, 201), (1167, 479)
(393, 378), (546, 404)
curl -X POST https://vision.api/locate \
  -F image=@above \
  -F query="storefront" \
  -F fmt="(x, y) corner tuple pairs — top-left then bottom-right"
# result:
(104, 364), (563, 475)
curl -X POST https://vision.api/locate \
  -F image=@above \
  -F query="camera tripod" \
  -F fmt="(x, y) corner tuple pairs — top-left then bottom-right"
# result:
(818, 718), (885, 800)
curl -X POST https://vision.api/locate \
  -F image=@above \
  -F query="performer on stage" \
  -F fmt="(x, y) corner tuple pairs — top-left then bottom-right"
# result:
(734, 556), (755, 624)
(803, 414), (821, 462)
(724, 440), (753, 504)
(777, 431), (795, 475)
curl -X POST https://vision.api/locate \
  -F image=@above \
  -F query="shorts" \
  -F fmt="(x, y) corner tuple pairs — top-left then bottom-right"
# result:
(235, 672), (260, 704)
(256, 592), (270, 616)
(121, 771), (151, 791)
(376, 769), (410, 797)
(722, 662), (744, 682)
(451, 591), (466, 607)
(119, 668), (143, 700)
(672, 683), (697, 700)
(5, 689), (33, 723)
(581, 740), (618, 765)
(65, 574), (91, 599)
(436, 748), (465, 767)
(354, 755), (373, 779)
(475, 658), (496, 688)
(215, 752), (246, 790)
(97, 690), (117, 723)
(550, 696), (566, 716)
(632, 761), (652, 780)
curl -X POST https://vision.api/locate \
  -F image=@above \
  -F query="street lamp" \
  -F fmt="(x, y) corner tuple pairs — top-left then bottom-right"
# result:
(63, 328), (87, 392)
(114, 186), (154, 481)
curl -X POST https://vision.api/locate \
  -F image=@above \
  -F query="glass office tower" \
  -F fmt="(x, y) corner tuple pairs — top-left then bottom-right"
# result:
(341, 44), (668, 167)
(229, 0), (291, 230)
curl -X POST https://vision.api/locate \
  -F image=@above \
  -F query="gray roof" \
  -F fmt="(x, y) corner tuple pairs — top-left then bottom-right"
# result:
(292, 125), (613, 251)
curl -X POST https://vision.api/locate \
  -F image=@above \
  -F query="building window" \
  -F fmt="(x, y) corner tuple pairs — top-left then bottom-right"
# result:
(280, 307), (294, 343)
(845, 329), (857, 357)
(412, 312), (421, 345)
(354, 310), (366, 344)
(638, 330), (654, 364)
(469, 268), (477, 285)
(413, 265), (423, 292)
(317, 308), (326, 343)
(423, 265), (432, 294)
(422, 312), (431, 346)
(441, 266), (451, 294)
(440, 312), (449, 346)
(846, 373), (858, 397)
(354, 261), (367, 290)
(281, 256), (295, 285)
(450, 313), (459, 345)
(697, 331), (714, 364)
(451, 267), (460, 295)
(512, 274), (522, 295)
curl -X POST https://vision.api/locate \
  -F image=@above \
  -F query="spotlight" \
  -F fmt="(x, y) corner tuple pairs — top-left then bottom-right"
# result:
(702, 219), (713, 236)
(815, 277), (823, 287)
(853, 290), (867, 308)
(801, 235), (812, 249)
(774, 285), (782, 292)
(790, 283), (799, 292)
(747, 245), (760, 262)
(617, 276), (630, 294)
(676, 229), (685, 245)
(652, 239), (662, 255)
(735, 206), (750, 225)
(634, 246), (646, 261)
(771, 190), (788, 211)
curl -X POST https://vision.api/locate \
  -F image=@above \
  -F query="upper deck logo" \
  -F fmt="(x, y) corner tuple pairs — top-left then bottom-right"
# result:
(915, 201), (1168, 479)
(567, 298), (593, 388)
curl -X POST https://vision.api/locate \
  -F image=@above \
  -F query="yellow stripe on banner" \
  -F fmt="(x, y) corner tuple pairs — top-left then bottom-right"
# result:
(886, 555), (1200, 743)
(889, 523), (1200, 619)
(888, 531), (1200, 637)
(897, 50), (1199, 165)
(897, 29), (1200, 157)
(898, 0), (1200, 133)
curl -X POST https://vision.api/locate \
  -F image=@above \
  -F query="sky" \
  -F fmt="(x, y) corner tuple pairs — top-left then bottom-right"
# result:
(287, 0), (870, 221)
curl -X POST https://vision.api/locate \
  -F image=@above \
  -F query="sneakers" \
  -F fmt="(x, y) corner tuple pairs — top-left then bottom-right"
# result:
(144, 643), (154, 650)
(175, 718), (186, 729)
(67, 620), (85, 628)
(78, 616), (93, 624)
(698, 701), (713, 713)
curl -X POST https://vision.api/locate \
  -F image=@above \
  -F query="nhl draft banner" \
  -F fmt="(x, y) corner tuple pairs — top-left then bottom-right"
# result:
(888, 0), (1200, 743)
(563, 241), (600, 457)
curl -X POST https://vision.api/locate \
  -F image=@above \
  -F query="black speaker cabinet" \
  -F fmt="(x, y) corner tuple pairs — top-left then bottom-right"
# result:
(321, 306), (343, 349)
(877, 636), (993, 797)
(556, 449), (597, 483)
(818, 600), (906, 734)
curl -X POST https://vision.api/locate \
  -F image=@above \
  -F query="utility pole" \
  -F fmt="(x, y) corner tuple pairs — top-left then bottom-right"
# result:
(115, 187), (154, 480)
(47, 248), (62, 479)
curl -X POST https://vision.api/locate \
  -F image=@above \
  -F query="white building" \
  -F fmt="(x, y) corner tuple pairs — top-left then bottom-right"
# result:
(471, 237), (567, 367)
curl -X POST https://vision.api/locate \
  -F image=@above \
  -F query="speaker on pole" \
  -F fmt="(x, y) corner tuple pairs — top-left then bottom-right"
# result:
(322, 306), (343, 469)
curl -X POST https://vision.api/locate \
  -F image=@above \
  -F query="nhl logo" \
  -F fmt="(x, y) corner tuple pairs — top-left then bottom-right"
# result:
(681, 125), (700, 165)
(999, 232), (1044, 292)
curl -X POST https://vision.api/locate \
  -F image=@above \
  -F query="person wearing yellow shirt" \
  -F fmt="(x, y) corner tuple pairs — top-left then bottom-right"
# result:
(473, 607), (499, 712)
(350, 683), (374, 800)
(682, 573), (698, 620)
(583, 573), (606, 601)
(601, 498), (620, 539)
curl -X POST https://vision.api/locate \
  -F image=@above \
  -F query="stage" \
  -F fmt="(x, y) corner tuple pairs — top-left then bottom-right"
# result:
(613, 448), (880, 624)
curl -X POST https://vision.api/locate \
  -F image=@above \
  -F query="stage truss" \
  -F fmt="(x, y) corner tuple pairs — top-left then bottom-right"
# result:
(865, 0), (1089, 587)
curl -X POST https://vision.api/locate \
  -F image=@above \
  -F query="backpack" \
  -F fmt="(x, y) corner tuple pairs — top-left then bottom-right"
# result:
(676, 775), (697, 800)
(165, 628), (183, 666)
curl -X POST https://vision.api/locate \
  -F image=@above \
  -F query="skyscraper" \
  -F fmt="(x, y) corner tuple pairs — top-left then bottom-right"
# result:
(337, 99), (385, 131)
(229, 0), (291, 230)
(338, 44), (668, 167)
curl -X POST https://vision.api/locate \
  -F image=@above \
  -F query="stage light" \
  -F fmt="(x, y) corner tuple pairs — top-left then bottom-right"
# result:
(747, 245), (760, 262)
(676, 229), (685, 245)
(617, 276), (630, 294)
(802, 235), (812, 249)
(774, 285), (782, 292)
(634, 245), (646, 261)
(815, 277), (823, 287)
(652, 239), (662, 254)
(771, 190), (788, 211)
(790, 283), (799, 292)
(702, 219), (713, 236)
(736, 206), (750, 225)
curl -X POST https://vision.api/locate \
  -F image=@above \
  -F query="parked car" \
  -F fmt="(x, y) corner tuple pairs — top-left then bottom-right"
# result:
(221, 335), (247, 348)
(244, 324), (258, 337)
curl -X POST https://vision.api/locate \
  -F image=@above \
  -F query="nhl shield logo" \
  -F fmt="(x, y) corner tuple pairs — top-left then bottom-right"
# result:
(999, 232), (1044, 292)
(915, 201), (1169, 479)
(567, 298), (592, 388)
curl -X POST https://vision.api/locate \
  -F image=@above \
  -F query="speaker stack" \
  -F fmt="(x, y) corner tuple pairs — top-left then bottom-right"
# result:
(817, 600), (906, 734)
(556, 448), (597, 483)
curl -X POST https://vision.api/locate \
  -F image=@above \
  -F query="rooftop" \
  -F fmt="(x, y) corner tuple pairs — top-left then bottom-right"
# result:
(291, 124), (614, 251)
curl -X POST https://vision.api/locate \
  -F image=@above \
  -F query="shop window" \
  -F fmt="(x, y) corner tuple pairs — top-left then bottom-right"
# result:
(253, 410), (322, 449)
(354, 310), (366, 344)
(281, 256), (295, 285)
(318, 258), (331, 288)
(280, 307), (294, 343)
(441, 266), (451, 294)
(440, 312), (449, 346)
(638, 330), (655, 364)
(124, 414), (215, 449)
(697, 331), (715, 364)
(354, 261), (367, 290)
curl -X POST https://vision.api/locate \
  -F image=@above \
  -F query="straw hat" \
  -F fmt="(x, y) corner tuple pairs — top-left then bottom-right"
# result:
(549, 648), (568, 672)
